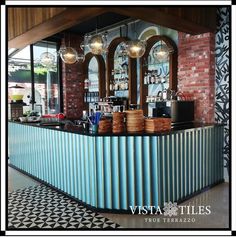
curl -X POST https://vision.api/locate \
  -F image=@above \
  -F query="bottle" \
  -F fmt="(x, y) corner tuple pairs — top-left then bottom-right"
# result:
(146, 72), (150, 84)
(144, 72), (147, 84)
(155, 70), (159, 84)
(162, 90), (167, 100)
(151, 71), (155, 84)
(114, 82), (118, 91)
(148, 71), (152, 84)
(125, 78), (129, 90)
(84, 78), (89, 89)
(110, 82), (113, 91)
(88, 92), (91, 102)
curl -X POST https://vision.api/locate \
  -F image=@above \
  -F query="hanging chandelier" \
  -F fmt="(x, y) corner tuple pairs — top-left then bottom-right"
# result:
(86, 32), (108, 55)
(125, 21), (146, 59)
(58, 32), (85, 64)
(59, 46), (78, 64)
(126, 40), (146, 58)
(85, 16), (108, 55)
(77, 53), (85, 63)
(152, 40), (172, 63)
(39, 41), (55, 68)
(152, 26), (174, 63)
(40, 52), (55, 68)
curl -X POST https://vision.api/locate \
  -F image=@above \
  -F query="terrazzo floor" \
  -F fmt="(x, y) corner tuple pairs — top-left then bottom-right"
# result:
(8, 166), (230, 229)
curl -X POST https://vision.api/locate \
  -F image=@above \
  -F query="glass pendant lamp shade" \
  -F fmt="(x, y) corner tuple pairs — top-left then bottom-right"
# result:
(80, 41), (85, 51)
(152, 42), (170, 63)
(88, 34), (107, 55)
(60, 47), (78, 64)
(77, 53), (85, 63)
(126, 40), (146, 58)
(40, 52), (55, 68)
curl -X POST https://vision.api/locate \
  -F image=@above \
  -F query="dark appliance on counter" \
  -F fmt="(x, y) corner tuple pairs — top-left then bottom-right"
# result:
(152, 100), (195, 128)
(9, 101), (27, 121)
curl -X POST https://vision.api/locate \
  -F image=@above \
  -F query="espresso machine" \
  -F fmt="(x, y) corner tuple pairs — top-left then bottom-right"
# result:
(91, 96), (127, 116)
(152, 100), (195, 128)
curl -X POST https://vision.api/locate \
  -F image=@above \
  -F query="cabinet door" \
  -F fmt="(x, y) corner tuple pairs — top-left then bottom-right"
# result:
(140, 35), (177, 116)
(83, 53), (106, 106)
(106, 37), (137, 106)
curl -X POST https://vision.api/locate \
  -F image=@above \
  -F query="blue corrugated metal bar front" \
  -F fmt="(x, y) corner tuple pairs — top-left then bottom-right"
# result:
(8, 122), (224, 210)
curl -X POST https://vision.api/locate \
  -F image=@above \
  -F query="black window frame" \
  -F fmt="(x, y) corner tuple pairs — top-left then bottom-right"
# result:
(8, 38), (63, 114)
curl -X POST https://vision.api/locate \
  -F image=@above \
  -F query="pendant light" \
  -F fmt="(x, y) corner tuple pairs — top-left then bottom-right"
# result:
(59, 33), (78, 64)
(87, 17), (108, 55)
(60, 47), (78, 64)
(40, 41), (55, 68)
(152, 26), (174, 63)
(117, 26), (128, 57)
(152, 40), (170, 63)
(88, 34), (107, 55)
(126, 40), (146, 58)
(126, 21), (146, 58)
(76, 53), (85, 63)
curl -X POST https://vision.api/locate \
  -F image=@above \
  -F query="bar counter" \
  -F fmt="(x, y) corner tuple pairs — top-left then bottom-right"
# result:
(8, 121), (224, 211)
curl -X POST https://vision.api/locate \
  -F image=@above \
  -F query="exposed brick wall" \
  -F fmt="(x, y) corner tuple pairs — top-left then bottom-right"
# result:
(177, 32), (215, 123)
(61, 33), (85, 119)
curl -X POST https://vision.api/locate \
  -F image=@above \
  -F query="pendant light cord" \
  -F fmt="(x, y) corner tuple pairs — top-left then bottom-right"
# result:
(96, 16), (98, 34)
(69, 33), (71, 47)
(134, 21), (138, 39)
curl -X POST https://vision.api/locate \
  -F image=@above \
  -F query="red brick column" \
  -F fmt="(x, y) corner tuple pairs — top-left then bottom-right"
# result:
(61, 33), (85, 119)
(177, 32), (215, 123)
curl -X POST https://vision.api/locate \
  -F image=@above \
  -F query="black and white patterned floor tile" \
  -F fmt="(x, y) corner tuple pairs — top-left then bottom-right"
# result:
(8, 185), (122, 229)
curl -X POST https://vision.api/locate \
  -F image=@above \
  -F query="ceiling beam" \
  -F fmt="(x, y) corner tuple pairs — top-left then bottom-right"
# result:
(8, 7), (217, 49)
(8, 7), (108, 49)
(109, 7), (216, 35)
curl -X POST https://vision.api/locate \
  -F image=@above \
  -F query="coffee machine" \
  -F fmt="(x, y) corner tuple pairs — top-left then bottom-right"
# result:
(152, 100), (195, 128)
(91, 96), (127, 116)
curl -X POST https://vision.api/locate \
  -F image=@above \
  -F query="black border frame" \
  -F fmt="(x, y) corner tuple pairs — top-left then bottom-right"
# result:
(3, 4), (233, 235)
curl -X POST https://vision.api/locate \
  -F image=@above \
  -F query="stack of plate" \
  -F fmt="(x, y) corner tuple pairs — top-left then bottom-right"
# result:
(98, 119), (112, 133)
(125, 110), (144, 132)
(144, 118), (171, 132)
(112, 112), (125, 133)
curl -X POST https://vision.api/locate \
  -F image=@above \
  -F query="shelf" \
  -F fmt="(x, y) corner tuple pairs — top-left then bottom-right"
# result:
(113, 74), (128, 77)
(88, 72), (99, 75)
(111, 89), (129, 92)
(84, 89), (99, 91)
(143, 62), (169, 67)
(144, 82), (167, 85)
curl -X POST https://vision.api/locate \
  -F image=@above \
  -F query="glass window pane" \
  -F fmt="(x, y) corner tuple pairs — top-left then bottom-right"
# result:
(8, 45), (32, 114)
(33, 41), (60, 115)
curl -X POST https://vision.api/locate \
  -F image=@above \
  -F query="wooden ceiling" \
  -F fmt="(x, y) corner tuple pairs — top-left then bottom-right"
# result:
(8, 6), (217, 49)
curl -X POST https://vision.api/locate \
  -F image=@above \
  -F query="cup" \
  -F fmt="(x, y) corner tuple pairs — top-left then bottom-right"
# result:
(82, 122), (89, 131)
(90, 124), (98, 133)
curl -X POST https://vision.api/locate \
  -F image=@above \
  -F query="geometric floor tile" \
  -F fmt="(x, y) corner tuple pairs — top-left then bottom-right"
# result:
(8, 185), (122, 229)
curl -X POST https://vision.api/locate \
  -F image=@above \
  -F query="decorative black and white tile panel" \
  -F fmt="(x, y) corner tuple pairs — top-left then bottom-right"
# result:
(215, 7), (230, 177)
(8, 185), (121, 229)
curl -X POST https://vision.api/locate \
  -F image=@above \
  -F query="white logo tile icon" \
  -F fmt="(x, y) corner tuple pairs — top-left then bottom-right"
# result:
(163, 201), (178, 217)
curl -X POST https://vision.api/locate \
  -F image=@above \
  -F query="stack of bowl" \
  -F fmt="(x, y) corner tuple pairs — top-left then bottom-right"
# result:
(112, 112), (125, 133)
(125, 110), (144, 132)
(98, 118), (112, 133)
(144, 117), (171, 132)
